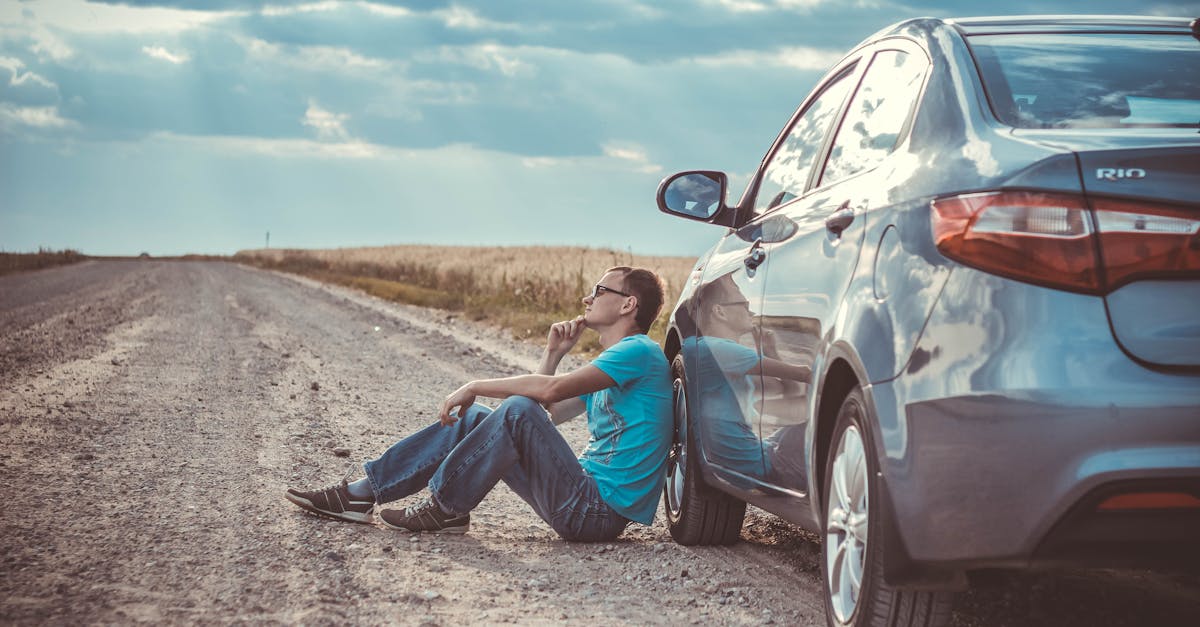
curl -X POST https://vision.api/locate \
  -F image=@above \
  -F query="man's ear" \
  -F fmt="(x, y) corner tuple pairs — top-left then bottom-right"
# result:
(622, 296), (638, 316)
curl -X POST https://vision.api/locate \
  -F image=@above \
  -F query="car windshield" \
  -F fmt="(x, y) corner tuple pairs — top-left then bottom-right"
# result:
(967, 32), (1200, 129)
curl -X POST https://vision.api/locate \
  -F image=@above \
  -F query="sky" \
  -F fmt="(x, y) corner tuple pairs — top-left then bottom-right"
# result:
(2, 0), (1198, 257)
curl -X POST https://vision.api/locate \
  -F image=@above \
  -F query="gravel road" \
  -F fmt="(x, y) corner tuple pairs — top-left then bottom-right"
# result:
(2, 260), (1197, 625)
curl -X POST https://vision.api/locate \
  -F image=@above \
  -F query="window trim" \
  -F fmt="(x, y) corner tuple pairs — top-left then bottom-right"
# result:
(815, 38), (932, 189)
(738, 58), (861, 222)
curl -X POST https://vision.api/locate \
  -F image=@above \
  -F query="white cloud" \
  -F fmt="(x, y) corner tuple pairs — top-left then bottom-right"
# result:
(708, 0), (844, 11)
(260, 2), (341, 17)
(303, 101), (351, 142)
(141, 45), (190, 65)
(242, 37), (392, 72)
(602, 142), (662, 173)
(773, 0), (831, 8)
(0, 56), (58, 90)
(29, 26), (75, 62)
(433, 5), (526, 31)
(712, 0), (771, 12)
(0, 103), (75, 129)
(153, 131), (385, 160)
(519, 144), (662, 174)
(429, 44), (533, 77)
(358, 2), (414, 18)
(0, 0), (237, 34)
(521, 156), (564, 169)
(687, 46), (845, 70)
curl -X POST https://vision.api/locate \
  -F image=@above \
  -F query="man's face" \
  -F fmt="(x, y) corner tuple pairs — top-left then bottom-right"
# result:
(581, 270), (633, 328)
(717, 297), (754, 335)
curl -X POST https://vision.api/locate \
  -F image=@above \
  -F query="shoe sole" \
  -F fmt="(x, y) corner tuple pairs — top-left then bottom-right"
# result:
(284, 491), (374, 524)
(378, 516), (469, 534)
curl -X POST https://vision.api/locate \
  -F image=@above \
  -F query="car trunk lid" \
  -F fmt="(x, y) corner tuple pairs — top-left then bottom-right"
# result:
(1077, 144), (1200, 368)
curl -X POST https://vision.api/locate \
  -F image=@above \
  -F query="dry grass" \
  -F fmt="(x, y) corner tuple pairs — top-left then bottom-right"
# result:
(235, 245), (697, 353)
(0, 249), (86, 276)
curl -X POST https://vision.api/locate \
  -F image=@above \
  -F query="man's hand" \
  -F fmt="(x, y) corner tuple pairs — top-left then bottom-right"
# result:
(439, 383), (477, 426)
(546, 315), (586, 358)
(755, 327), (780, 359)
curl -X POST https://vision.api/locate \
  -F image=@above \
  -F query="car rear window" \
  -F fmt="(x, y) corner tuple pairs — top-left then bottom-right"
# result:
(967, 32), (1200, 129)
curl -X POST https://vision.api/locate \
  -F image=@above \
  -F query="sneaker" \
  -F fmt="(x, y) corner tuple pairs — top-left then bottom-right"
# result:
(285, 480), (375, 523)
(379, 497), (470, 534)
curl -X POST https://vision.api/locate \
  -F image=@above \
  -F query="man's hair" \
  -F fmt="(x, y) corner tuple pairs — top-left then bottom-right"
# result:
(694, 272), (740, 328)
(607, 266), (666, 334)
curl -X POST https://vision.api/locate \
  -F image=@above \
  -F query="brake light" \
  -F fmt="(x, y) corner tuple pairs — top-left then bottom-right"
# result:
(931, 191), (1200, 293)
(1097, 491), (1200, 511)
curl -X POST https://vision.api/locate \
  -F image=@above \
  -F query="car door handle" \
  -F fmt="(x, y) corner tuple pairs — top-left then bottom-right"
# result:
(825, 206), (855, 236)
(744, 239), (766, 271)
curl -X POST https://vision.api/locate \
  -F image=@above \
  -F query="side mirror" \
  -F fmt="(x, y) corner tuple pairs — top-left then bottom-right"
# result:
(656, 171), (728, 223)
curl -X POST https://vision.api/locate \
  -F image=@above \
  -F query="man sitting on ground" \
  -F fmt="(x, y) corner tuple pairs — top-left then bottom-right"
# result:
(285, 266), (673, 542)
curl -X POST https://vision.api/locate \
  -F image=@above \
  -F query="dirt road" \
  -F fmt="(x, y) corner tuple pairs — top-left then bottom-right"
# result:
(1, 260), (1197, 625)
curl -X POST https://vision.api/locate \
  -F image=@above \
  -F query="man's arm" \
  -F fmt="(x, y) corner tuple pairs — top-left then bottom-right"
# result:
(537, 315), (588, 424)
(438, 365), (614, 425)
(757, 357), (810, 382)
(548, 397), (586, 425)
(438, 314), (609, 425)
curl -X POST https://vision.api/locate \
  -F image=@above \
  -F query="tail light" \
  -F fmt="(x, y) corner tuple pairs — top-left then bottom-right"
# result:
(1091, 197), (1200, 289)
(931, 191), (1200, 294)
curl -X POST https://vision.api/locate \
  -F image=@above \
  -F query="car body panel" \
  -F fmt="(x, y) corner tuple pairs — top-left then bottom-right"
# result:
(876, 268), (1200, 565)
(1106, 281), (1200, 367)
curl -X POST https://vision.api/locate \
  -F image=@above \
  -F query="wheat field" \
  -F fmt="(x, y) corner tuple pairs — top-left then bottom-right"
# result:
(241, 245), (695, 294)
(235, 245), (698, 349)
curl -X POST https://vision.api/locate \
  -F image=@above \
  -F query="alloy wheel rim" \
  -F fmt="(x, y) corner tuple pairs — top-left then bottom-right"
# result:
(666, 377), (687, 518)
(825, 424), (869, 625)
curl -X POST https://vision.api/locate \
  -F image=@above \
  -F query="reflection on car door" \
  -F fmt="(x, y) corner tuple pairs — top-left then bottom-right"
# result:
(683, 66), (859, 491)
(684, 230), (769, 486)
(756, 46), (930, 496)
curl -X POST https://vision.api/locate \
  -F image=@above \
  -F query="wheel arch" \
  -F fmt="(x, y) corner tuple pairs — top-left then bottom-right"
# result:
(664, 325), (682, 362)
(815, 344), (967, 589)
(813, 353), (862, 523)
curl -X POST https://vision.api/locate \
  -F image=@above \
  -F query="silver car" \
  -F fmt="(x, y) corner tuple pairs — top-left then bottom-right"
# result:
(655, 15), (1200, 627)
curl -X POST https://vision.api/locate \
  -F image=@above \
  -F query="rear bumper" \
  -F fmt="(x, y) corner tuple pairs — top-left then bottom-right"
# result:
(876, 387), (1200, 570)
(1034, 477), (1200, 568)
(871, 268), (1200, 573)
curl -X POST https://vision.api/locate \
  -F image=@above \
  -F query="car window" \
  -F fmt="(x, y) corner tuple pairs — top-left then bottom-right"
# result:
(821, 49), (927, 185)
(968, 33), (1200, 129)
(753, 70), (855, 215)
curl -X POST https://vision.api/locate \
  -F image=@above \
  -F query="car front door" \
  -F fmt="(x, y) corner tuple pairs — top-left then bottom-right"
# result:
(754, 43), (931, 499)
(688, 61), (861, 490)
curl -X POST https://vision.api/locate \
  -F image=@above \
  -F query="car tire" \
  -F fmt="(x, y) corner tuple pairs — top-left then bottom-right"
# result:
(822, 387), (952, 627)
(664, 354), (746, 546)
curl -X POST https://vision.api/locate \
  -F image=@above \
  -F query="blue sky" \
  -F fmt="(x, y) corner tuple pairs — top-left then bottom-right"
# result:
(2, 0), (1197, 257)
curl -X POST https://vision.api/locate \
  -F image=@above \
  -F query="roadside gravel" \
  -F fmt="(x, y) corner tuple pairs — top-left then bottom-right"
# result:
(0, 260), (1196, 625)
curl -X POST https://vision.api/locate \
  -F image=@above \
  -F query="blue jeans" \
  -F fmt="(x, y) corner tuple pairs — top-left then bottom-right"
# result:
(362, 396), (629, 542)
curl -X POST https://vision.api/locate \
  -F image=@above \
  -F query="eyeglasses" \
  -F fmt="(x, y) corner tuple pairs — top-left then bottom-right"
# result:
(719, 300), (751, 308)
(588, 284), (632, 299)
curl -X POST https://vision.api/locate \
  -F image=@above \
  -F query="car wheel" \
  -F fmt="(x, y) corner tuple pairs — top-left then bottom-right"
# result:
(822, 387), (952, 627)
(664, 354), (746, 545)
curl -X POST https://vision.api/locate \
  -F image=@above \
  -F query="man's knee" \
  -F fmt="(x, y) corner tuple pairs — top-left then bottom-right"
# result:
(498, 395), (548, 419)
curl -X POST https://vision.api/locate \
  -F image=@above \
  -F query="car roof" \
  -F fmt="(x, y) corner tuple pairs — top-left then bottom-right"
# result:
(945, 15), (1195, 35)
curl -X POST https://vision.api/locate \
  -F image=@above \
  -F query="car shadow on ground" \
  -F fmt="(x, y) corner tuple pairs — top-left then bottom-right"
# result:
(736, 510), (1200, 627)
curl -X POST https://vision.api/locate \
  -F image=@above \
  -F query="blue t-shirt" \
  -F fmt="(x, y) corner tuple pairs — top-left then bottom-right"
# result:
(687, 336), (767, 478)
(578, 334), (672, 525)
